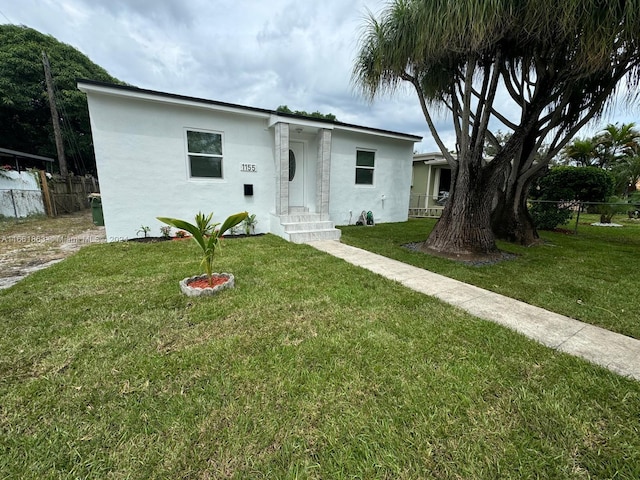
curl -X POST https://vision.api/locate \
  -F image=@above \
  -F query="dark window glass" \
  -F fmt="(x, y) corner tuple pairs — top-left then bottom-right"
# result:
(189, 155), (222, 178)
(289, 149), (296, 181)
(355, 168), (374, 185)
(187, 130), (223, 178)
(187, 131), (222, 155)
(356, 150), (375, 185)
(356, 150), (375, 167)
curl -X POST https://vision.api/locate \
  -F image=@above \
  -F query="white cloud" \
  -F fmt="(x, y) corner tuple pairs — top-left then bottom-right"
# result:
(8, 0), (633, 156)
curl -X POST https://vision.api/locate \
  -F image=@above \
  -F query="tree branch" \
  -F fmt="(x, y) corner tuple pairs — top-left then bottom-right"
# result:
(403, 72), (457, 166)
(473, 51), (504, 158)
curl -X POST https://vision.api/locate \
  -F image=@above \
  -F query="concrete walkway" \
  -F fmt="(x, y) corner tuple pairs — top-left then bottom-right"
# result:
(308, 240), (640, 382)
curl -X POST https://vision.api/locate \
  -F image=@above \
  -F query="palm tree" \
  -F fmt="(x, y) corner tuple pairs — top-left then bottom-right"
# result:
(353, 0), (640, 257)
(595, 122), (640, 169)
(562, 138), (598, 167)
(612, 155), (640, 195)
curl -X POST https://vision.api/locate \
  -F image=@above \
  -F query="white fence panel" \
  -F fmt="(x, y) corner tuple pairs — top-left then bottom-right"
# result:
(0, 171), (45, 218)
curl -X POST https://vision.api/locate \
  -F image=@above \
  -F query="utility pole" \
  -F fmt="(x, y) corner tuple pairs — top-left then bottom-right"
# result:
(42, 51), (68, 178)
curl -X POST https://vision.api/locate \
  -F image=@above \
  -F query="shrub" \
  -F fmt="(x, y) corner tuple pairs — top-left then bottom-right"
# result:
(530, 202), (572, 230)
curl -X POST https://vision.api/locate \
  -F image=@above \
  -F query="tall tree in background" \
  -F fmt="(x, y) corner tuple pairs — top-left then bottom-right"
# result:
(0, 25), (122, 175)
(562, 123), (640, 195)
(561, 138), (600, 167)
(353, 0), (640, 258)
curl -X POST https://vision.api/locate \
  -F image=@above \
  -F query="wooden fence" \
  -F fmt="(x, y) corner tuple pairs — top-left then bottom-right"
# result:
(39, 172), (100, 216)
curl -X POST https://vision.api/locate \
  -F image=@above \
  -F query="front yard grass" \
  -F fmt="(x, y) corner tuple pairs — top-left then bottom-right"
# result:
(1, 234), (639, 479)
(340, 215), (640, 340)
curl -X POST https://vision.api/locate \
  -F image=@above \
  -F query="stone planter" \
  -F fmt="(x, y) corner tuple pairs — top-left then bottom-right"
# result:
(179, 273), (235, 297)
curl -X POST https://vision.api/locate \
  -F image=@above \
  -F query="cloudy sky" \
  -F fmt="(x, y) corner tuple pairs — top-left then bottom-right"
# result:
(1, 0), (635, 153)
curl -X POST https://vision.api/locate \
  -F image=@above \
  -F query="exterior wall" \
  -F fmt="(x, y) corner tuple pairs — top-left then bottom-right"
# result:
(329, 130), (413, 225)
(410, 154), (451, 210)
(410, 162), (429, 206)
(411, 162), (429, 196)
(0, 170), (45, 217)
(86, 93), (275, 240)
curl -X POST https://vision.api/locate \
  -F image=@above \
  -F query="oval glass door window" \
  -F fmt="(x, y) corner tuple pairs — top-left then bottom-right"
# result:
(288, 149), (296, 181)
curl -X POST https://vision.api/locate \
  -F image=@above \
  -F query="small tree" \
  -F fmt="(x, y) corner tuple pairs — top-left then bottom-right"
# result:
(157, 211), (248, 286)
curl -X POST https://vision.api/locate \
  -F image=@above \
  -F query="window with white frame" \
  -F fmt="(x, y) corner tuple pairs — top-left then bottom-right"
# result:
(355, 149), (375, 185)
(187, 130), (223, 178)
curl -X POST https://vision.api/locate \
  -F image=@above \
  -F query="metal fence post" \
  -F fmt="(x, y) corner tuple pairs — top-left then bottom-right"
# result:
(574, 201), (582, 234)
(9, 189), (17, 217)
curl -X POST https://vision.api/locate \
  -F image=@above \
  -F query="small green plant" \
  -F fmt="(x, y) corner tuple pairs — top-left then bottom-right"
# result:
(137, 225), (151, 238)
(160, 225), (171, 239)
(243, 213), (258, 235)
(157, 211), (248, 286)
(596, 197), (629, 223)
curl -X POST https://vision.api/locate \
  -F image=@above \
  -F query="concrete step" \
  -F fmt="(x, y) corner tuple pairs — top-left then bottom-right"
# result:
(279, 213), (329, 223)
(288, 206), (309, 214)
(288, 228), (342, 244)
(282, 220), (336, 232)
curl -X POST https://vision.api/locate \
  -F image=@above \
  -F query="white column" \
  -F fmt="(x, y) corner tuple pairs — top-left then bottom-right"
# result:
(274, 123), (290, 215)
(315, 129), (332, 215)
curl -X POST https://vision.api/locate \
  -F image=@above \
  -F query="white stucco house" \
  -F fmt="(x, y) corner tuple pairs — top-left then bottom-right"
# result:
(78, 80), (421, 242)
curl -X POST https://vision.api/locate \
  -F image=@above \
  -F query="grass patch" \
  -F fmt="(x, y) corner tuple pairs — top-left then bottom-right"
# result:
(1, 235), (639, 478)
(340, 215), (640, 340)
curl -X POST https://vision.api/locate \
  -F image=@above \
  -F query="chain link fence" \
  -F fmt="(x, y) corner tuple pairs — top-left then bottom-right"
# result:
(528, 199), (640, 233)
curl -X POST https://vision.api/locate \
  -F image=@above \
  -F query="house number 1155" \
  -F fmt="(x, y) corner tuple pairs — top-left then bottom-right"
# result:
(241, 163), (257, 172)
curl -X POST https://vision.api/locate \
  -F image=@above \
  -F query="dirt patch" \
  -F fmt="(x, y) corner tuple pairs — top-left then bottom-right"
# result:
(0, 211), (105, 289)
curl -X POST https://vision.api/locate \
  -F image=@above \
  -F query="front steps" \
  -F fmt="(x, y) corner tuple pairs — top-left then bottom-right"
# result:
(277, 208), (341, 243)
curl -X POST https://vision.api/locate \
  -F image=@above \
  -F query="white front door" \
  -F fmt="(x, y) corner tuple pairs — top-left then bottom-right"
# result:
(289, 141), (305, 207)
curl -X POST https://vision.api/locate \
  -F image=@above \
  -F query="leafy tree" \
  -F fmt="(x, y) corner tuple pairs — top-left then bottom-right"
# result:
(596, 122), (640, 168)
(0, 25), (123, 175)
(561, 138), (599, 167)
(561, 123), (640, 195)
(612, 155), (640, 195)
(531, 167), (614, 204)
(529, 166), (614, 229)
(276, 105), (337, 121)
(353, 0), (640, 258)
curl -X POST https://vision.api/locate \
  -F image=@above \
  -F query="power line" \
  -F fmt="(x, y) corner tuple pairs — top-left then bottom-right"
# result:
(0, 8), (12, 24)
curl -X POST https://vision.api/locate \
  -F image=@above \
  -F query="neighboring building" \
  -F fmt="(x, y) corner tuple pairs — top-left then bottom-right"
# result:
(409, 151), (452, 217)
(78, 80), (421, 242)
(0, 148), (54, 218)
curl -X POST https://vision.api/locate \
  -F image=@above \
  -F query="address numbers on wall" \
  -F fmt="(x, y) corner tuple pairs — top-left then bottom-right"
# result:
(241, 163), (257, 172)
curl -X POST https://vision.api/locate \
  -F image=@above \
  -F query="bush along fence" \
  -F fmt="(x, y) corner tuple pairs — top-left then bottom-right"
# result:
(0, 169), (99, 218)
(529, 198), (640, 233)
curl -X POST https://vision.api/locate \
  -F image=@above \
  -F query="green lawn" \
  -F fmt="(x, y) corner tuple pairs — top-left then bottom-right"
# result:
(340, 214), (640, 340)
(1, 234), (639, 479)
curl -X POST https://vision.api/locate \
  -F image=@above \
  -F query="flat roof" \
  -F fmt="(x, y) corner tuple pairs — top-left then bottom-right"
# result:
(0, 147), (54, 163)
(77, 79), (423, 143)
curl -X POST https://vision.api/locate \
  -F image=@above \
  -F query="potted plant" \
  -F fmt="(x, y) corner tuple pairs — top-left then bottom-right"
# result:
(157, 211), (248, 296)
